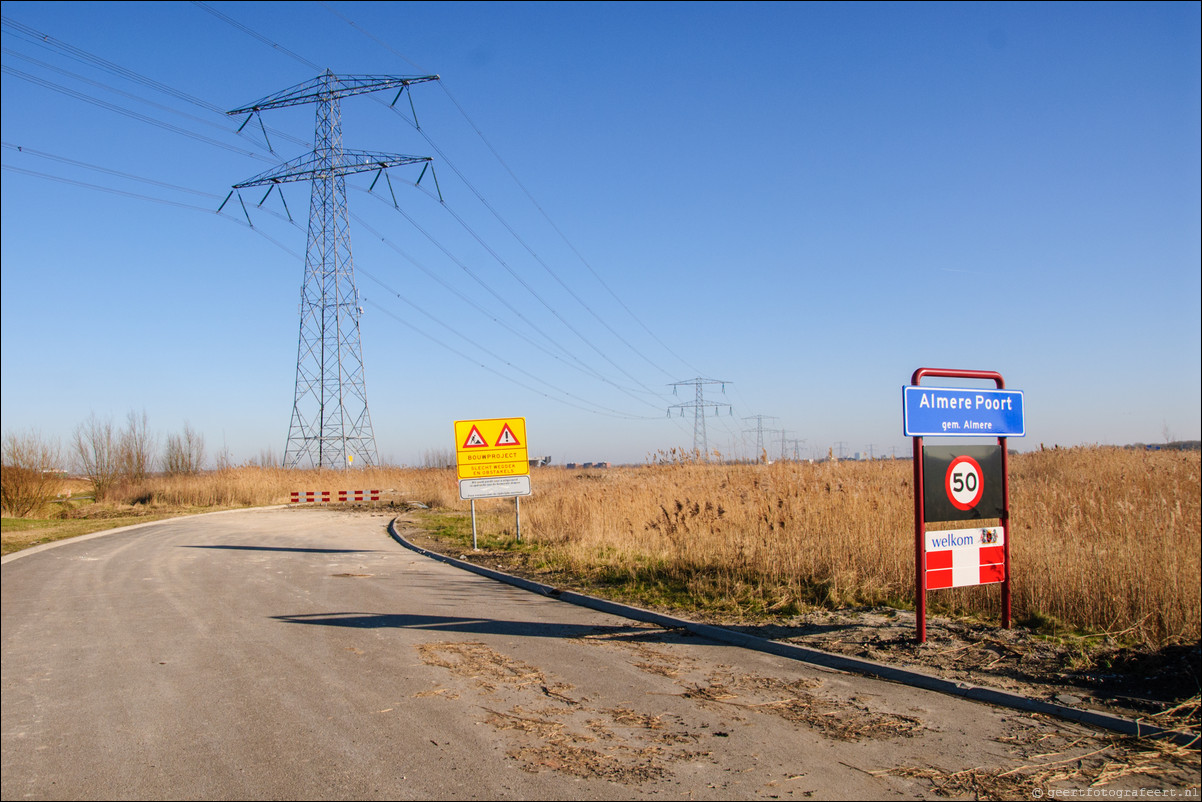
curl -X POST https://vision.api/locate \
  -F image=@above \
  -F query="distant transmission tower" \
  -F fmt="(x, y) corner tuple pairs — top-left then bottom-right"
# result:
(668, 378), (731, 459)
(742, 415), (778, 463)
(228, 71), (437, 469)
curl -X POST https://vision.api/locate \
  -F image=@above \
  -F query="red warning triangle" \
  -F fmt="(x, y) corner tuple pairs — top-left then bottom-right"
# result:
(494, 423), (521, 447)
(462, 425), (488, 448)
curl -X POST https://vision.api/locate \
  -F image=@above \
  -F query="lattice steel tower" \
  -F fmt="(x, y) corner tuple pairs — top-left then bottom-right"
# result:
(229, 71), (437, 468)
(742, 415), (778, 463)
(668, 378), (731, 460)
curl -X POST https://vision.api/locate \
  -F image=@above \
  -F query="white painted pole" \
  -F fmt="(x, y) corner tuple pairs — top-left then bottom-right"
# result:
(471, 499), (478, 550)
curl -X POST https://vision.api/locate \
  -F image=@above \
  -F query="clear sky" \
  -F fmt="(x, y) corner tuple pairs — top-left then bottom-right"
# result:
(2, 1), (1199, 467)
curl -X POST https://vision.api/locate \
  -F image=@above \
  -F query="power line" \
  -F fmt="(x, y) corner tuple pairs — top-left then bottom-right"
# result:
(0, 44), (309, 153)
(2, 142), (221, 199)
(2, 64), (273, 163)
(314, 2), (702, 379)
(190, 2), (321, 73)
(3, 15), (227, 112)
(0, 162), (219, 213)
(358, 292), (658, 421)
(348, 206), (657, 401)
(358, 186), (656, 401)
(0, 158), (304, 260)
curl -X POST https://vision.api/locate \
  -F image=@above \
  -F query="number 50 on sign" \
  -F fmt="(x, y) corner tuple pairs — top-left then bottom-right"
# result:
(921, 445), (1003, 523)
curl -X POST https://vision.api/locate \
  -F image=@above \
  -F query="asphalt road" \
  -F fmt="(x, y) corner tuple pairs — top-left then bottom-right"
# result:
(0, 508), (1159, 800)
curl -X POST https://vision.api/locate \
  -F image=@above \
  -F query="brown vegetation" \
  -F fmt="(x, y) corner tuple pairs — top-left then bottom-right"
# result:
(468, 447), (1201, 647)
(0, 429), (65, 517)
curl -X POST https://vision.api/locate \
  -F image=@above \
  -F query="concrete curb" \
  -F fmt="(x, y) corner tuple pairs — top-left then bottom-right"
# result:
(387, 518), (1198, 748)
(1, 505), (292, 565)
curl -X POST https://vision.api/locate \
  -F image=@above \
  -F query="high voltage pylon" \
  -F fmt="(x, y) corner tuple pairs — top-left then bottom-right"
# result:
(227, 71), (438, 469)
(668, 378), (731, 460)
(775, 428), (790, 462)
(742, 415), (778, 463)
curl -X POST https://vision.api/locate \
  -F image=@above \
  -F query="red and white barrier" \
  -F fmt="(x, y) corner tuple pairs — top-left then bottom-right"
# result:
(290, 491), (330, 503)
(337, 490), (380, 502)
(290, 490), (380, 504)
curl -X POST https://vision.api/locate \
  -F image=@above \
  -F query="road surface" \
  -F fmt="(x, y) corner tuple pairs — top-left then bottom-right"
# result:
(1, 508), (1185, 799)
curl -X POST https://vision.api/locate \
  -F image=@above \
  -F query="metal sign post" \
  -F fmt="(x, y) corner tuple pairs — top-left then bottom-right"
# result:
(904, 368), (1025, 643)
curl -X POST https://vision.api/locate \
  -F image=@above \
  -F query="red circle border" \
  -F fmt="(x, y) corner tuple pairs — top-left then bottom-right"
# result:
(945, 455), (985, 511)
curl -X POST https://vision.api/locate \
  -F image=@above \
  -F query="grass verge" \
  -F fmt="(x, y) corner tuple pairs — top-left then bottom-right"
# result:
(1, 513), (190, 555)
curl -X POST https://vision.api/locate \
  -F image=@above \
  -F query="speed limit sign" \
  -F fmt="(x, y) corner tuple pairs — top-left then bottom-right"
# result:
(945, 455), (984, 510)
(922, 446), (1003, 522)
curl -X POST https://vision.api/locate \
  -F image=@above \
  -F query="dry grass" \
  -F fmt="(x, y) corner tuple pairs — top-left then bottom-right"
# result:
(499, 447), (1199, 647)
(519, 458), (915, 614)
(1008, 448), (1201, 645)
(100, 465), (459, 509)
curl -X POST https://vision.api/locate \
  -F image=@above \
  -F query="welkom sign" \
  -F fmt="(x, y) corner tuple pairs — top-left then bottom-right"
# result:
(903, 368), (1025, 642)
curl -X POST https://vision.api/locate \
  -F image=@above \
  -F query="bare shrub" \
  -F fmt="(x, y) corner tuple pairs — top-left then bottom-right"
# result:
(163, 423), (206, 475)
(117, 409), (156, 483)
(72, 414), (121, 501)
(254, 446), (280, 468)
(1, 430), (65, 517)
(420, 448), (455, 469)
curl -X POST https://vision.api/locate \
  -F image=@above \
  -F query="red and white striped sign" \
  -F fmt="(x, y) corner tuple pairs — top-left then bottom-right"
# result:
(290, 491), (331, 503)
(925, 526), (1005, 589)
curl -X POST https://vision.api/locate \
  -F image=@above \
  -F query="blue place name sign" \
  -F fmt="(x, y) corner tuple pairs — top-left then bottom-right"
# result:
(903, 386), (1025, 437)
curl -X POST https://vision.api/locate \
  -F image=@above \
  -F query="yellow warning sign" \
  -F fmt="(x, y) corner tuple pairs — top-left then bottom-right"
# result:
(454, 418), (529, 479)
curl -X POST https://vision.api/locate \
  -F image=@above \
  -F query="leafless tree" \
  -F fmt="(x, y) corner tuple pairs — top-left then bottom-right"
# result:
(73, 414), (121, 501)
(420, 448), (455, 469)
(255, 446), (280, 468)
(163, 422), (206, 475)
(214, 442), (233, 471)
(118, 409), (156, 483)
(1, 429), (64, 517)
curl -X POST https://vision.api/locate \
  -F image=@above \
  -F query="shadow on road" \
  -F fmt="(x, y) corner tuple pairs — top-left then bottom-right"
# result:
(271, 611), (687, 642)
(181, 545), (385, 554)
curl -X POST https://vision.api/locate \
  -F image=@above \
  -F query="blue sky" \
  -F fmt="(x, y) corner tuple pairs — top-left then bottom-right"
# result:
(2, 1), (1199, 467)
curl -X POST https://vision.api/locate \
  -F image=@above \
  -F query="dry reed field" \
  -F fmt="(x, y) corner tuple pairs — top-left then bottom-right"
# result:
(5, 447), (1198, 648)
(450, 447), (1201, 648)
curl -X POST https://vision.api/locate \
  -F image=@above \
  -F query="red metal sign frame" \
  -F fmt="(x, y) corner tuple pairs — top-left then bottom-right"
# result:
(910, 367), (1012, 643)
